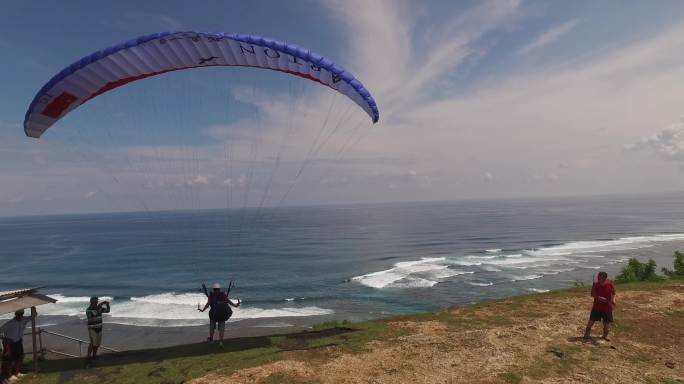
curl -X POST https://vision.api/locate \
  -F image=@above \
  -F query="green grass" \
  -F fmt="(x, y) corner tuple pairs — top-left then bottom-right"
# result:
(613, 279), (681, 289)
(20, 321), (390, 384)
(626, 352), (655, 364)
(610, 318), (634, 333)
(525, 345), (584, 380)
(665, 310), (684, 319)
(500, 371), (522, 384)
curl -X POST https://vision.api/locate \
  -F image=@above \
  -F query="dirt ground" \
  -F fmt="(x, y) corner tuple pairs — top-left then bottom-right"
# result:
(190, 283), (684, 384)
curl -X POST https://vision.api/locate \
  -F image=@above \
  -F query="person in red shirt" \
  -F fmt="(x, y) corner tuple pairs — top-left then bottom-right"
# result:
(583, 271), (616, 340)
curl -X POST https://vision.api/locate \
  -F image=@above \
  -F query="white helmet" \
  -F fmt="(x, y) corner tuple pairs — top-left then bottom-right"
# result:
(212, 283), (221, 289)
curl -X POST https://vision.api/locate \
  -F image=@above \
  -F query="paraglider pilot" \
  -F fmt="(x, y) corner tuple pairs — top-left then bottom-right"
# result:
(199, 283), (240, 346)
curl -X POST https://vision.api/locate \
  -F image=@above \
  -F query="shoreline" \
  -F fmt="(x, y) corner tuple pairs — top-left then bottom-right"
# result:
(24, 245), (681, 357)
(16, 243), (683, 363)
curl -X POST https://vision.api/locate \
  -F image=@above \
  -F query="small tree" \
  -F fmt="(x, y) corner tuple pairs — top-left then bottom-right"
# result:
(616, 258), (662, 283)
(662, 250), (684, 278)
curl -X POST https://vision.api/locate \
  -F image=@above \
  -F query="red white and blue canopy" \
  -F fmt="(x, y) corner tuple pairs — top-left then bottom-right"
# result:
(24, 31), (379, 138)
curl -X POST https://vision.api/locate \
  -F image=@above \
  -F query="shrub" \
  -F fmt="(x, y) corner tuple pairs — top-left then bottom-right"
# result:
(662, 250), (684, 278)
(615, 258), (663, 283)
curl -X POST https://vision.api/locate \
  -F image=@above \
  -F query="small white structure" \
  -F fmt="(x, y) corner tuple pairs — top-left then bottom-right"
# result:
(0, 288), (56, 372)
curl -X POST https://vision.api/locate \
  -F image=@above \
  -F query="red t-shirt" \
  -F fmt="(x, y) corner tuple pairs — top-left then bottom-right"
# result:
(592, 281), (615, 312)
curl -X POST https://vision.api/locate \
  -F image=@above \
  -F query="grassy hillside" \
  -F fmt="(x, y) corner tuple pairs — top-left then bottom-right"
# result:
(19, 279), (684, 384)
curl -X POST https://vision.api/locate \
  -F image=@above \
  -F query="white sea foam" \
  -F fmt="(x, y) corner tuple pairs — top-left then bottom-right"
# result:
(606, 257), (631, 264)
(526, 234), (684, 257)
(352, 257), (470, 289)
(284, 297), (306, 302)
(391, 277), (439, 288)
(468, 282), (494, 287)
(509, 274), (543, 282)
(26, 294), (114, 317)
(451, 260), (482, 266)
(466, 255), (497, 260)
(30, 293), (334, 327)
(527, 288), (550, 293)
(130, 292), (206, 306)
(537, 268), (575, 275)
(455, 253), (526, 266)
(485, 249), (502, 253)
(430, 269), (472, 279)
(52, 294), (114, 303)
(457, 233), (684, 273)
(483, 256), (566, 266)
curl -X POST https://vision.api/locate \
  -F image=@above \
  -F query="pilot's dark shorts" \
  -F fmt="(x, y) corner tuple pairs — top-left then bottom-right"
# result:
(590, 310), (613, 323)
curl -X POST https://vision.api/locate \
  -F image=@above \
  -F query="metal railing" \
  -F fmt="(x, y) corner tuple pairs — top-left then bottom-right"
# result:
(24, 328), (119, 359)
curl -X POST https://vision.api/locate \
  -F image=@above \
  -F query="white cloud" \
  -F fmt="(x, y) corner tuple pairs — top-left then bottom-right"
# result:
(208, 5), (684, 202)
(84, 191), (97, 199)
(625, 120), (684, 165)
(517, 18), (583, 55)
(324, 0), (522, 120)
(331, 7), (684, 199)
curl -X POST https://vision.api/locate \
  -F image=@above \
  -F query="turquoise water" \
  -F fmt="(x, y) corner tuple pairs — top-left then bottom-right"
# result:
(2, 193), (684, 326)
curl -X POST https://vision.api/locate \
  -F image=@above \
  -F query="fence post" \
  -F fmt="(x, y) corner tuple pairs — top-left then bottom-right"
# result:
(30, 307), (38, 372)
(38, 328), (45, 360)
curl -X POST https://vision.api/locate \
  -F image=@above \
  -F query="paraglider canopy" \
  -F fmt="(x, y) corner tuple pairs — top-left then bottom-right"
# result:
(24, 31), (379, 138)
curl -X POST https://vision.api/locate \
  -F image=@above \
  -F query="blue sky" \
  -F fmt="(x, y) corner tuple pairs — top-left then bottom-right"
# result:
(3, 1), (684, 216)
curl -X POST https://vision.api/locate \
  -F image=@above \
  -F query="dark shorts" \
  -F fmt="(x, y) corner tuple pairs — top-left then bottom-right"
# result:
(2, 340), (24, 362)
(590, 310), (613, 323)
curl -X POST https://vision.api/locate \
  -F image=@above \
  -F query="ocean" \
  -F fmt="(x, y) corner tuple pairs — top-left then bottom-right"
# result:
(2, 193), (684, 328)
